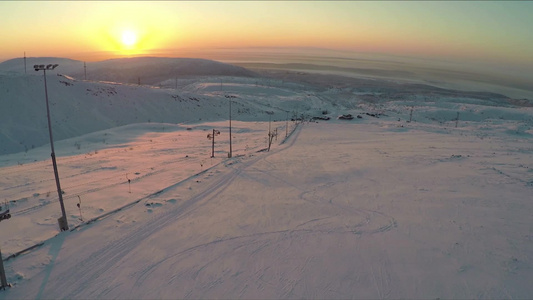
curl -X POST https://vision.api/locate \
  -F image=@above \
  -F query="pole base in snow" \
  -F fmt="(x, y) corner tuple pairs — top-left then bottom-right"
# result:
(58, 216), (68, 231)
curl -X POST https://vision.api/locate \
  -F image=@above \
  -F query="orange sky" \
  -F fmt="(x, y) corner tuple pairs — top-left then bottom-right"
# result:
(0, 1), (532, 76)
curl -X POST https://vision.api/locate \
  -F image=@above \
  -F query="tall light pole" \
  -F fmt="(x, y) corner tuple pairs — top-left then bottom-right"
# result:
(228, 98), (232, 158)
(34, 64), (68, 231)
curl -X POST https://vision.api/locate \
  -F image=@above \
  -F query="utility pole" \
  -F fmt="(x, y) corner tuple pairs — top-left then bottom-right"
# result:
(207, 129), (220, 158)
(24, 52), (26, 75)
(84, 62), (87, 80)
(34, 64), (68, 231)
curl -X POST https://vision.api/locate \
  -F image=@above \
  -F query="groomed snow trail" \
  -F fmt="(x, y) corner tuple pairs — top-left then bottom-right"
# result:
(3, 121), (532, 299)
(2, 123), (303, 298)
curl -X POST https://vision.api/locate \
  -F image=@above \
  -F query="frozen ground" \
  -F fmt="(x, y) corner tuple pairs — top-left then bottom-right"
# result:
(0, 60), (532, 298)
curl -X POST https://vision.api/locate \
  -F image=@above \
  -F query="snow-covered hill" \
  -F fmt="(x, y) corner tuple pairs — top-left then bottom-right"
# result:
(0, 58), (532, 299)
(76, 57), (257, 85)
(0, 57), (82, 75)
(0, 73), (299, 156)
(2, 62), (531, 157)
(0, 57), (257, 85)
(1, 117), (532, 299)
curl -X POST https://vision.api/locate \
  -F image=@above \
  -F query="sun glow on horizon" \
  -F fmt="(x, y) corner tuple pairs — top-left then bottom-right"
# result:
(121, 30), (137, 47)
(0, 1), (531, 73)
(101, 24), (152, 57)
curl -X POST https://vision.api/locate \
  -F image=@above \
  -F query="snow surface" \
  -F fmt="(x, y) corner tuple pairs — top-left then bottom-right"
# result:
(0, 59), (532, 299)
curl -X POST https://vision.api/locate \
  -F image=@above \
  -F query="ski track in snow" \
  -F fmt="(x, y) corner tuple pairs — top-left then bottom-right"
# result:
(61, 123), (396, 298)
(34, 123), (304, 299)
(2, 116), (532, 299)
(10, 122), (400, 299)
(0, 69), (532, 299)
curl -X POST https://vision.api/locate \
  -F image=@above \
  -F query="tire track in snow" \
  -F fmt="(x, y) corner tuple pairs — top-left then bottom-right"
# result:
(7, 122), (300, 214)
(35, 123), (305, 299)
(241, 159), (397, 237)
(51, 163), (247, 298)
(131, 122), (397, 298)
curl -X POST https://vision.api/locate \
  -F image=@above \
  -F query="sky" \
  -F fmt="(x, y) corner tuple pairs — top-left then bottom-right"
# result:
(0, 1), (532, 75)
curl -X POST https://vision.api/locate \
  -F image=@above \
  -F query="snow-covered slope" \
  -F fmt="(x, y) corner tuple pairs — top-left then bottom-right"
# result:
(0, 73), (297, 156)
(2, 65), (530, 157)
(0, 58), (532, 299)
(1, 117), (532, 299)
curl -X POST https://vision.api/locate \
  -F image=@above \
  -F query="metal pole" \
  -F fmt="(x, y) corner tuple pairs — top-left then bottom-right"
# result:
(211, 129), (215, 158)
(0, 248), (7, 290)
(268, 113), (273, 151)
(286, 111), (289, 138)
(84, 62), (87, 80)
(43, 69), (68, 231)
(269, 113), (271, 133)
(24, 52), (26, 75)
(229, 99), (232, 158)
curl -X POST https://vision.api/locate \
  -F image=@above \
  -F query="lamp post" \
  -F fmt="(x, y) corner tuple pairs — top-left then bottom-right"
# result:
(224, 94), (236, 158)
(34, 64), (68, 231)
(228, 98), (232, 158)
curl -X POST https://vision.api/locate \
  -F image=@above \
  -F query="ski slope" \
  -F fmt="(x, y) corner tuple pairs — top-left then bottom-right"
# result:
(0, 59), (532, 298)
(1, 117), (532, 299)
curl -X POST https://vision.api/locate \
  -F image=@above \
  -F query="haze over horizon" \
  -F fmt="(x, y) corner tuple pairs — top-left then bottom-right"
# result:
(1, 2), (531, 64)
(1, 1), (532, 99)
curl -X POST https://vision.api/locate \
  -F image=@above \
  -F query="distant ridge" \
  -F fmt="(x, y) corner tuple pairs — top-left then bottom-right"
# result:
(80, 57), (258, 85)
(0, 57), (257, 84)
(0, 57), (82, 75)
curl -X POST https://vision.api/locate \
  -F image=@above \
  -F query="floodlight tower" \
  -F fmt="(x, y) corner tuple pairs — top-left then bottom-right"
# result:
(229, 98), (232, 158)
(34, 64), (68, 231)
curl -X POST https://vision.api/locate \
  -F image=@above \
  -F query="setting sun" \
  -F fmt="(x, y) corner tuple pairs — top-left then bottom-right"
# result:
(121, 30), (137, 47)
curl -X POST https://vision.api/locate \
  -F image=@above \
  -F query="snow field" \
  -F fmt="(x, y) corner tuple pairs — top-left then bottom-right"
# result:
(0, 60), (532, 298)
(0, 120), (296, 256)
(1, 117), (531, 299)
(0, 73), (313, 156)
